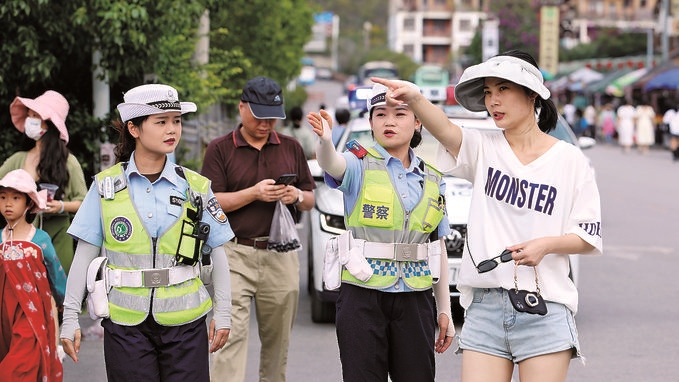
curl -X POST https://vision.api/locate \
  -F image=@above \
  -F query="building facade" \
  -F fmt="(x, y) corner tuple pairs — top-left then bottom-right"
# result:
(388, 0), (670, 66)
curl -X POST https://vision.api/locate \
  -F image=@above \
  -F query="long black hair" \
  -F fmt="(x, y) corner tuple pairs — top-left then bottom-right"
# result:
(21, 122), (70, 201)
(498, 50), (558, 133)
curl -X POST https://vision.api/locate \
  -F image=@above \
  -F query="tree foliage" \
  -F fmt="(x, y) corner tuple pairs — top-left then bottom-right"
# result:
(462, 3), (648, 69)
(0, 0), (314, 181)
(559, 28), (648, 61)
(208, 0), (314, 107)
(491, 0), (540, 60)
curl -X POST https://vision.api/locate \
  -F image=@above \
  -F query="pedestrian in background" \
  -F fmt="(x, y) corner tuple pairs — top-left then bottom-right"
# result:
(372, 49), (602, 382)
(616, 99), (636, 153)
(201, 76), (315, 382)
(60, 84), (234, 382)
(634, 102), (655, 155)
(663, 107), (679, 161)
(0, 169), (66, 382)
(332, 107), (351, 146)
(599, 103), (617, 144)
(583, 104), (597, 139)
(278, 105), (317, 159)
(307, 81), (455, 382)
(1, 90), (88, 275)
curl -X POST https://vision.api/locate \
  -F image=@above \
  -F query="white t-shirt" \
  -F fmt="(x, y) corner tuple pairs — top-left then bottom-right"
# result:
(663, 109), (679, 135)
(436, 128), (602, 314)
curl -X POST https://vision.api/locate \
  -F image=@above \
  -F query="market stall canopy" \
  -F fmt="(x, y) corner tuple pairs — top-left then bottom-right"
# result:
(584, 68), (634, 94)
(643, 68), (679, 91)
(630, 53), (679, 91)
(549, 67), (604, 92)
(605, 68), (648, 97)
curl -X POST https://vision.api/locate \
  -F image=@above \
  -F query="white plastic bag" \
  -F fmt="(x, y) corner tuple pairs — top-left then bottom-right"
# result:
(268, 200), (301, 252)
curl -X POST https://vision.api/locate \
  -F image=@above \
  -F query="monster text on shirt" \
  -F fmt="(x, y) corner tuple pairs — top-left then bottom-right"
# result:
(484, 166), (557, 215)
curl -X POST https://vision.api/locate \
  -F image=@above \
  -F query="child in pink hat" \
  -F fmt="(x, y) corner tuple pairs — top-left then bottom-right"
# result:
(1, 90), (88, 274)
(0, 169), (67, 382)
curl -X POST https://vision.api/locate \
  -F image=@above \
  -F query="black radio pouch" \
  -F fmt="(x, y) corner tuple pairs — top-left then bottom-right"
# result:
(175, 196), (210, 266)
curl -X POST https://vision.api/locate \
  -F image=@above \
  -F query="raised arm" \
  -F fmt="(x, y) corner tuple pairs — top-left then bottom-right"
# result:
(370, 77), (464, 158)
(308, 110), (347, 179)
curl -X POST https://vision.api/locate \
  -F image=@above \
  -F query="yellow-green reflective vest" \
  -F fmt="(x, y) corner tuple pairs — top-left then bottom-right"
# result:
(97, 163), (212, 326)
(343, 148), (445, 290)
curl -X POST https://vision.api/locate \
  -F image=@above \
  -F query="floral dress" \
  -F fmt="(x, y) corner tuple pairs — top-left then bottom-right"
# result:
(0, 227), (66, 382)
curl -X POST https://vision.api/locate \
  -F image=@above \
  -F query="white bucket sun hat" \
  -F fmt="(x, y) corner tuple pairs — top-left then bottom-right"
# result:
(117, 84), (197, 122)
(454, 55), (551, 112)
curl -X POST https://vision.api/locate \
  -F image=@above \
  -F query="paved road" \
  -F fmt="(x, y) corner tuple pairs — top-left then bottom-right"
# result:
(62, 83), (679, 381)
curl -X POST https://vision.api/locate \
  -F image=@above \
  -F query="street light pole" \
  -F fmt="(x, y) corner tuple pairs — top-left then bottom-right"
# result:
(332, 15), (340, 72)
(662, 0), (669, 62)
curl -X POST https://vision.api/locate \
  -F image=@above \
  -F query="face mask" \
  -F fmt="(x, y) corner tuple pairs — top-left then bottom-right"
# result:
(24, 117), (47, 141)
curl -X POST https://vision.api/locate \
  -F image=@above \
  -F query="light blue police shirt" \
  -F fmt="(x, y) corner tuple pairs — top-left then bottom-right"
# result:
(325, 144), (451, 292)
(68, 154), (234, 250)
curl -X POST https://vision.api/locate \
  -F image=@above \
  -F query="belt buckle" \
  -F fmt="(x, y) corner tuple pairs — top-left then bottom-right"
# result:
(253, 238), (268, 249)
(394, 244), (415, 262)
(142, 269), (170, 287)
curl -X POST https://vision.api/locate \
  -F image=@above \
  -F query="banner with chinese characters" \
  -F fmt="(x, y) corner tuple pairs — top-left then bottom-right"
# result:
(539, 6), (560, 77)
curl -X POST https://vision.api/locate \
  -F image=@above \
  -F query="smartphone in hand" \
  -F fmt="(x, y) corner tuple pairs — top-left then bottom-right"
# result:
(274, 174), (297, 186)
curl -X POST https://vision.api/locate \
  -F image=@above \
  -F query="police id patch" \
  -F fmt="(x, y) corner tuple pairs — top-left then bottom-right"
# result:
(170, 195), (184, 206)
(110, 216), (133, 242)
(206, 197), (227, 223)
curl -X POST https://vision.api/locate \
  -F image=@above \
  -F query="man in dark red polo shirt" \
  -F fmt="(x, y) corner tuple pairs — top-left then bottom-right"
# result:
(201, 76), (315, 382)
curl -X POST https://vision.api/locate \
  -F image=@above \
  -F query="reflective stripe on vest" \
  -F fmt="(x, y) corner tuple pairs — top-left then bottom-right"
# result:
(98, 163), (212, 326)
(343, 148), (445, 290)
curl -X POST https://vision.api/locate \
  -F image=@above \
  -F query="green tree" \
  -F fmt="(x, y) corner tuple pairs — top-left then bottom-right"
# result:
(0, 0), (314, 181)
(462, 0), (540, 66)
(559, 28), (647, 61)
(208, 0), (314, 105)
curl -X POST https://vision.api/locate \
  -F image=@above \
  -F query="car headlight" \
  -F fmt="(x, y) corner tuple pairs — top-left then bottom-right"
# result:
(445, 224), (466, 257)
(319, 212), (346, 235)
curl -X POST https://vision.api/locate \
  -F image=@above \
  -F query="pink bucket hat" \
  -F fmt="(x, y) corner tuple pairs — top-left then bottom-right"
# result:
(10, 90), (70, 143)
(0, 169), (47, 213)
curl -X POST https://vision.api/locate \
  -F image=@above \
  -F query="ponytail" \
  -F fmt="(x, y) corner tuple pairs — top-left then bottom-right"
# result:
(113, 116), (146, 163)
(536, 97), (558, 133)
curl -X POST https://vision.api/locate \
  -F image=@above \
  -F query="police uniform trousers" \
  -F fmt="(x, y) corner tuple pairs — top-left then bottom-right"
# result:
(210, 241), (300, 382)
(101, 315), (209, 382)
(336, 283), (436, 382)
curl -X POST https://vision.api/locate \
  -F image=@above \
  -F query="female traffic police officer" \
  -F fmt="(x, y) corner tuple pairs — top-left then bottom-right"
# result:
(307, 81), (455, 382)
(60, 84), (234, 382)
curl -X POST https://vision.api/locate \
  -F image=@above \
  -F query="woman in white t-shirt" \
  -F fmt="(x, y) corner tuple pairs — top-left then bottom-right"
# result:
(371, 50), (602, 382)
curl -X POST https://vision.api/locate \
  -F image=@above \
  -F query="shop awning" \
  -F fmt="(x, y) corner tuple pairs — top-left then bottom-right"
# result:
(605, 68), (648, 97)
(583, 68), (634, 94)
(643, 68), (679, 91)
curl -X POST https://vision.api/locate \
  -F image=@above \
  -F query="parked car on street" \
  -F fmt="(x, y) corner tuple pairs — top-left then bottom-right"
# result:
(305, 108), (593, 323)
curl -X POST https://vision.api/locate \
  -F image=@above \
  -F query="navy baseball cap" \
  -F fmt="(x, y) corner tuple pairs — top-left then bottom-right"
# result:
(240, 76), (286, 119)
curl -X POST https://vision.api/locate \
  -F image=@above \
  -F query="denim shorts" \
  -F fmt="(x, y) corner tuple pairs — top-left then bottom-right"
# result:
(456, 288), (583, 363)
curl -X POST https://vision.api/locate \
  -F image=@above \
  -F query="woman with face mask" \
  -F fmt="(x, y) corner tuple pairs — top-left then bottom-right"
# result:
(0, 90), (88, 276)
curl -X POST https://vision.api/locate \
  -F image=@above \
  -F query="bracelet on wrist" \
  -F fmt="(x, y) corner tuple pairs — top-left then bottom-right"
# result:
(58, 200), (65, 214)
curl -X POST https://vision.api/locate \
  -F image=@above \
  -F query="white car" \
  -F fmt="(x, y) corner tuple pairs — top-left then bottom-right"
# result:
(306, 109), (592, 323)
